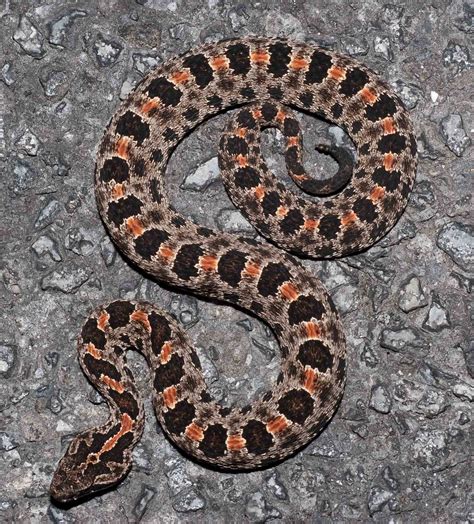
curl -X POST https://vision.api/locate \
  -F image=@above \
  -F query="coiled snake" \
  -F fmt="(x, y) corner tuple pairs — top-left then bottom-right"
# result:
(50, 37), (417, 503)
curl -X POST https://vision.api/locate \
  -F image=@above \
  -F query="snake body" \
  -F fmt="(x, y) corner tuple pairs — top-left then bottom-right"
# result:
(50, 37), (417, 503)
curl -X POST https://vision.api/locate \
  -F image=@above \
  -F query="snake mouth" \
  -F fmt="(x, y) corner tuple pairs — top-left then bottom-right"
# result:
(49, 462), (97, 504)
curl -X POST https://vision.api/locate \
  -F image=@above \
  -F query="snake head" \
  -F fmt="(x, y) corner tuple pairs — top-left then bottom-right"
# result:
(50, 427), (133, 504)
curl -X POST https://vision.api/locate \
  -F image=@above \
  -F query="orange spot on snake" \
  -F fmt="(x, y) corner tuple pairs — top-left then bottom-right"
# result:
(287, 136), (299, 147)
(160, 342), (173, 364)
(359, 86), (378, 104)
(382, 116), (396, 134)
(116, 137), (131, 159)
(341, 211), (358, 226)
(293, 174), (309, 181)
(276, 108), (287, 122)
(101, 375), (125, 393)
(243, 260), (261, 278)
(185, 422), (204, 442)
(289, 56), (309, 70)
(267, 415), (288, 434)
(236, 154), (248, 167)
(276, 206), (289, 217)
(200, 255), (218, 272)
(210, 55), (229, 71)
(126, 217), (145, 237)
(254, 185), (265, 201)
(280, 282), (299, 301)
(303, 367), (318, 394)
(250, 50), (270, 64)
(227, 435), (246, 451)
(305, 321), (321, 339)
(328, 65), (346, 81)
(163, 385), (177, 409)
(171, 70), (190, 84)
(304, 218), (320, 231)
(100, 413), (134, 454)
(235, 128), (247, 138)
(141, 98), (160, 114)
(159, 245), (176, 262)
(131, 310), (151, 332)
(383, 152), (395, 170)
(111, 183), (125, 199)
(370, 185), (385, 201)
(252, 108), (262, 120)
(97, 311), (109, 331)
(86, 343), (102, 359)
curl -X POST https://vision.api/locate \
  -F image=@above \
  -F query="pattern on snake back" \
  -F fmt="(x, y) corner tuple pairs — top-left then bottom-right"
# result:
(50, 37), (416, 503)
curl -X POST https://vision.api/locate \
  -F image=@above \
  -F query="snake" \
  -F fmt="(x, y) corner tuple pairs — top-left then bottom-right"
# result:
(49, 37), (417, 503)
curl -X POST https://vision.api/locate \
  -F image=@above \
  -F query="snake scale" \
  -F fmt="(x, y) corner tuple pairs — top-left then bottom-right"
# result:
(50, 37), (417, 503)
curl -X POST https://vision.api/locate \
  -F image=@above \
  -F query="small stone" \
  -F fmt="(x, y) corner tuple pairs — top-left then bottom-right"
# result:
(442, 40), (471, 72)
(50, 155), (70, 177)
(0, 432), (18, 452)
(380, 4), (404, 24)
(416, 390), (448, 418)
(245, 491), (281, 521)
(373, 36), (393, 61)
(369, 383), (392, 414)
(453, 2), (474, 33)
(170, 295), (199, 327)
(39, 69), (69, 98)
(32, 235), (62, 262)
(92, 34), (123, 67)
(410, 180), (436, 221)
(119, 74), (139, 100)
(11, 160), (37, 193)
(264, 11), (306, 40)
(64, 227), (95, 256)
(367, 486), (393, 515)
(330, 284), (359, 315)
(440, 114), (471, 157)
(398, 275), (427, 312)
(16, 129), (40, 156)
(1, 63), (15, 86)
(216, 209), (255, 235)
(41, 264), (91, 293)
(380, 326), (428, 354)
(164, 457), (192, 496)
(47, 9), (87, 47)
(382, 466), (400, 491)
(228, 4), (249, 32)
(13, 16), (46, 58)
(430, 90), (439, 103)
(34, 200), (61, 230)
(197, 347), (219, 384)
(360, 345), (379, 368)
(0, 343), (17, 378)
(132, 485), (156, 520)
(265, 471), (288, 500)
(392, 80), (423, 110)
(437, 221), (474, 272)
(452, 383), (474, 402)
(341, 36), (369, 56)
(413, 429), (448, 467)
(132, 52), (162, 74)
(100, 235), (117, 266)
(310, 434), (340, 458)
(418, 361), (455, 389)
(181, 157), (219, 191)
(171, 489), (206, 512)
(423, 296), (450, 332)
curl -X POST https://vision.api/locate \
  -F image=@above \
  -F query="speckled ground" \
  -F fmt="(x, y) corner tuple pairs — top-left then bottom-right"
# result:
(0, 1), (473, 522)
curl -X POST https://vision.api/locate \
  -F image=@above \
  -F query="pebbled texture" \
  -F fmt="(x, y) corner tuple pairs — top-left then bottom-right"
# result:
(50, 37), (416, 503)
